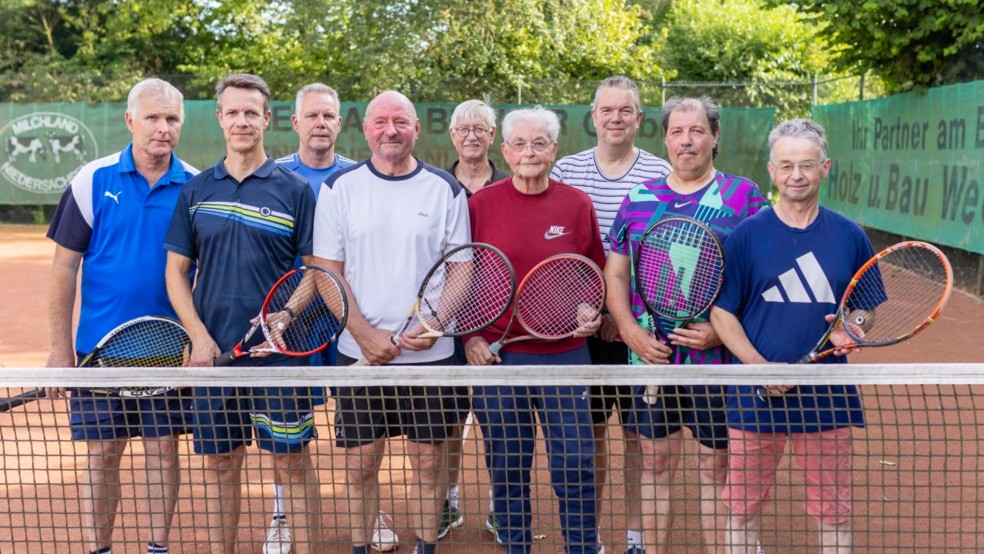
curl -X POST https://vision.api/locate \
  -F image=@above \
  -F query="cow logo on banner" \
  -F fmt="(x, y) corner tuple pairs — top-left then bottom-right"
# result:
(0, 112), (98, 194)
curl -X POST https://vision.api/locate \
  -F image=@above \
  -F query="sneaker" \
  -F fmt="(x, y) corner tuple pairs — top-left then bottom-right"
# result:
(484, 513), (505, 545)
(263, 516), (292, 554)
(623, 548), (645, 554)
(372, 512), (399, 552)
(597, 543), (605, 554)
(437, 502), (464, 540)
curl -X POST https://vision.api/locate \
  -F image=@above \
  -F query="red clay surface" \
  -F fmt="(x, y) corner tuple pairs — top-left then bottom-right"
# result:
(1, 224), (982, 553)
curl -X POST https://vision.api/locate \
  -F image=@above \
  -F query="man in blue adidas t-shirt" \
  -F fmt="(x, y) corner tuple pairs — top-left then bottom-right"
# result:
(164, 74), (323, 553)
(711, 119), (872, 553)
(45, 78), (197, 554)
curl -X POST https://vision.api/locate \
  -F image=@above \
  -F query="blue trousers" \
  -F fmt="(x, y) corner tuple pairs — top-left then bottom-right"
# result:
(472, 347), (598, 554)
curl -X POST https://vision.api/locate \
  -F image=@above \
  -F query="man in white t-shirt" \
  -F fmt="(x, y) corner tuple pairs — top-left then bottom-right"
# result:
(551, 75), (671, 554)
(313, 90), (471, 554)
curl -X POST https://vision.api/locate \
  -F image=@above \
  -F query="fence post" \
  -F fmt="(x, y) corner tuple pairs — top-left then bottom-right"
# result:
(859, 72), (865, 101)
(661, 76), (666, 106)
(812, 73), (818, 106)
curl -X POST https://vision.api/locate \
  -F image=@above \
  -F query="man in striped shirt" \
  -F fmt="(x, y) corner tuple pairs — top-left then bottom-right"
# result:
(550, 75), (671, 554)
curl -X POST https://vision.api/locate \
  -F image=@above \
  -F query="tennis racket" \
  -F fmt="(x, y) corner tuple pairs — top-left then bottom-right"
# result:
(213, 265), (348, 366)
(0, 316), (190, 412)
(352, 243), (516, 365)
(632, 217), (725, 403)
(487, 253), (606, 356)
(757, 240), (953, 400)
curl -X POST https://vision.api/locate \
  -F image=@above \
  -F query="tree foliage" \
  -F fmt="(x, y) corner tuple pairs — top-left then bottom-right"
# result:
(655, 0), (851, 112)
(780, 0), (984, 92)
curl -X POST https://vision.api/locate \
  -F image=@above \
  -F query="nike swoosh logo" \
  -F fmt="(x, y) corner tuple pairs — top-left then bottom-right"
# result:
(544, 231), (569, 240)
(673, 201), (693, 208)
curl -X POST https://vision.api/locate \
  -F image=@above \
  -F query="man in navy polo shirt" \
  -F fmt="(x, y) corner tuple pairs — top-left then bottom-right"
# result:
(164, 74), (323, 554)
(45, 78), (197, 554)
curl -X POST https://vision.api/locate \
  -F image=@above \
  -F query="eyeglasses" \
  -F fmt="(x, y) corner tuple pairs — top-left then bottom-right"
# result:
(773, 160), (825, 175)
(452, 126), (490, 138)
(507, 140), (553, 153)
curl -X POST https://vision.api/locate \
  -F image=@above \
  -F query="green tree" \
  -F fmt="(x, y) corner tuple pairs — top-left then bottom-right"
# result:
(777, 0), (984, 92)
(655, 0), (849, 112)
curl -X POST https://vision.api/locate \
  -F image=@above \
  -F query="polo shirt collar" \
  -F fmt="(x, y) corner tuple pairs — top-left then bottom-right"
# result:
(118, 143), (192, 186)
(213, 156), (277, 181)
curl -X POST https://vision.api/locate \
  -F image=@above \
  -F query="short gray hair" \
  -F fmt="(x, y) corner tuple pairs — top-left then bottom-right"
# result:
(661, 96), (720, 158)
(216, 73), (271, 114)
(450, 99), (496, 130)
(501, 106), (561, 143)
(768, 118), (828, 160)
(126, 78), (184, 120)
(592, 75), (642, 113)
(295, 83), (340, 116)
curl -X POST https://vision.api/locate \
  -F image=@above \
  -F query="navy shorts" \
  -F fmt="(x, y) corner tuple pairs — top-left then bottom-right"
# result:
(69, 389), (192, 441)
(622, 384), (729, 450)
(586, 336), (632, 425)
(334, 353), (463, 447)
(68, 348), (192, 441)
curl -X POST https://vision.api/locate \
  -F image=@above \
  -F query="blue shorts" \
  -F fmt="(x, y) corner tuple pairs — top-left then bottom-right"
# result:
(334, 354), (463, 447)
(623, 384), (729, 450)
(68, 348), (192, 441)
(69, 388), (192, 441)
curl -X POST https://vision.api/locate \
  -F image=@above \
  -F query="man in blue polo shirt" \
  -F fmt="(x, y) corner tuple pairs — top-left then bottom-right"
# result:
(264, 82), (355, 554)
(164, 73), (323, 553)
(45, 78), (197, 554)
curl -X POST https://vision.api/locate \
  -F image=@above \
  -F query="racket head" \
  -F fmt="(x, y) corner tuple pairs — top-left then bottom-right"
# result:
(414, 243), (516, 338)
(260, 265), (349, 356)
(78, 316), (190, 368)
(840, 241), (952, 347)
(514, 253), (606, 340)
(76, 316), (190, 397)
(635, 216), (725, 325)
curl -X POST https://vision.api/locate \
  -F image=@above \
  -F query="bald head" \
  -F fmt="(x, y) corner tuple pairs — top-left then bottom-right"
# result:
(363, 90), (421, 170)
(366, 90), (417, 122)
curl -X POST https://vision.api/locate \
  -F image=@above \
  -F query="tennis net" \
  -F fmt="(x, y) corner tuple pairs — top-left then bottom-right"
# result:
(0, 363), (981, 553)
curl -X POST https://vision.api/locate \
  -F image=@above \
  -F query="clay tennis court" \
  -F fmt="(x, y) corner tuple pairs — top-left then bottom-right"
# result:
(1, 224), (982, 552)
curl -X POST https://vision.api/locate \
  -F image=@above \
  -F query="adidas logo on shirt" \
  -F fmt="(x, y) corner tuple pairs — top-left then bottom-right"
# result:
(761, 252), (836, 304)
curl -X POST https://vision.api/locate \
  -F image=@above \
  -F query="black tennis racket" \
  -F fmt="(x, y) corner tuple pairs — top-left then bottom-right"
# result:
(757, 240), (952, 400)
(214, 265), (348, 366)
(632, 217), (725, 402)
(353, 243), (516, 365)
(487, 253), (606, 356)
(0, 316), (190, 412)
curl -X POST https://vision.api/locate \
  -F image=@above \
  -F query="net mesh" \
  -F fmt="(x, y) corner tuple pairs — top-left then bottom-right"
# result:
(0, 363), (981, 553)
(516, 255), (606, 338)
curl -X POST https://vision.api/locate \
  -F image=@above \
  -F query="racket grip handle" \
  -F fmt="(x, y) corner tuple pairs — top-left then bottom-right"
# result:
(0, 388), (46, 412)
(212, 352), (238, 367)
(796, 353), (815, 364)
(488, 342), (503, 356)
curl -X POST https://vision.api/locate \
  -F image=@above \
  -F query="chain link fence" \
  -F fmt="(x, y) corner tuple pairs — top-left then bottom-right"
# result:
(1, 71), (872, 118)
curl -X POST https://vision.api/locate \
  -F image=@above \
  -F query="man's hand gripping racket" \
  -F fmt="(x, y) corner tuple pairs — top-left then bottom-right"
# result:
(213, 265), (348, 366)
(632, 217), (725, 404)
(352, 243), (516, 366)
(2, 316), (191, 412)
(757, 241), (953, 400)
(485, 254), (607, 360)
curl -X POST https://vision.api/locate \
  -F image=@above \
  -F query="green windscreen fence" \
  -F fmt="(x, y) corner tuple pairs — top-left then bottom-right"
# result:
(814, 80), (984, 254)
(1, 101), (774, 205)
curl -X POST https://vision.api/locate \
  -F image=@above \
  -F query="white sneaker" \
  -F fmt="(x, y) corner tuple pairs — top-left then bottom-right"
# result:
(372, 512), (400, 552)
(263, 516), (292, 554)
